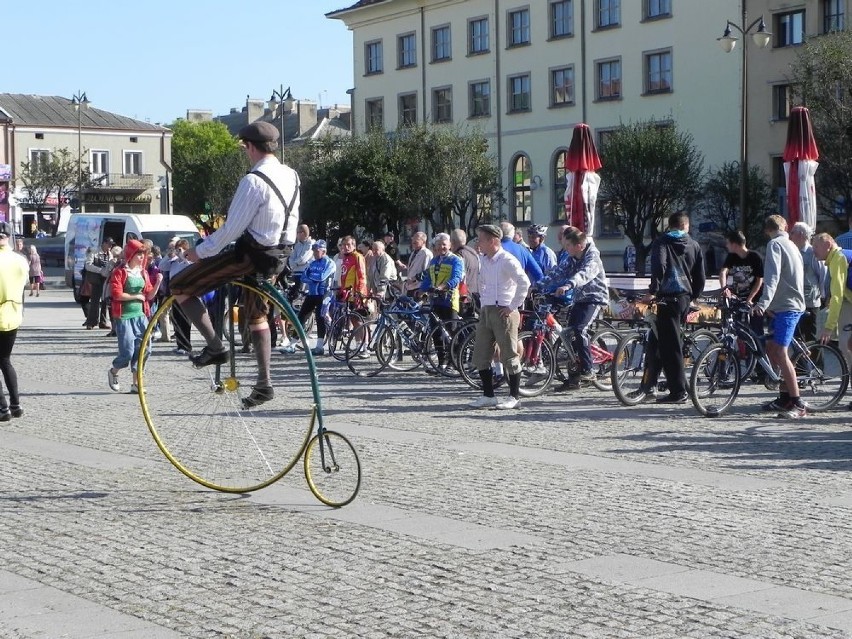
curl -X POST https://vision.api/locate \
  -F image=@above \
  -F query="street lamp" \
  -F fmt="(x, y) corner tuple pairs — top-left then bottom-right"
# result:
(71, 91), (90, 212)
(268, 85), (294, 161)
(718, 8), (771, 233)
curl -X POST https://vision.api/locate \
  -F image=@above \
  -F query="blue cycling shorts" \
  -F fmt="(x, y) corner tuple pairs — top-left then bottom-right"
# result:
(770, 311), (803, 348)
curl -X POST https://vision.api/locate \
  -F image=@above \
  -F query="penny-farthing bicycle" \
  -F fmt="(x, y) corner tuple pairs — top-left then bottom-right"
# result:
(136, 275), (361, 507)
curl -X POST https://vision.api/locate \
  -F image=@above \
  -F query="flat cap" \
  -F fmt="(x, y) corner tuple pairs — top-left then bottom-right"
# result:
(477, 224), (503, 239)
(238, 121), (280, 143)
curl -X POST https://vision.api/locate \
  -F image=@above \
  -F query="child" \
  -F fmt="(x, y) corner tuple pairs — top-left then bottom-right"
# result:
(107, 239), (162, 394)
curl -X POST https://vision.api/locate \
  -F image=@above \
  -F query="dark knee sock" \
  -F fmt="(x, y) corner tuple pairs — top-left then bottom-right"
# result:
(251, 327), (272, 388)
(508, 372), (521, 399)
(478, 369), (494, 397)
(181, 297), (223, 351)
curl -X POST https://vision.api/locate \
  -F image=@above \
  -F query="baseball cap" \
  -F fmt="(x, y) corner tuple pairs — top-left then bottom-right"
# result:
(312, 240), (327, 251)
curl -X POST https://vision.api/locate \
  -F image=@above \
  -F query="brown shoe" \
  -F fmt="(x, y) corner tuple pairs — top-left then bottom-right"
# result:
(99, 323), (111, 330)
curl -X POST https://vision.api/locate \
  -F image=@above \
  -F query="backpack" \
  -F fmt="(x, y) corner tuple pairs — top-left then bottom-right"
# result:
(842, 249), (852, 292)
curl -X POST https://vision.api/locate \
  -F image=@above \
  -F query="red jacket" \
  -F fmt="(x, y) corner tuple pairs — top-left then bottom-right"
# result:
(109, 265), (153, 319)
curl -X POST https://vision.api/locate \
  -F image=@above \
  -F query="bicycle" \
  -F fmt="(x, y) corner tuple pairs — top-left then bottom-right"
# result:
(610, 298), (718, 406)
(689, 298), (849, 417)
(136, 274), (362, 507)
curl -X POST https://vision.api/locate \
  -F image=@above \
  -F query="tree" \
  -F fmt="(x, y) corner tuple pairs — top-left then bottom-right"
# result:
(17, 147), (87, 236)
(171, 119), (247, 232)
(701, 161), (775, 246)
(598, 121), (704, 274)
(789, 30), (852, 223)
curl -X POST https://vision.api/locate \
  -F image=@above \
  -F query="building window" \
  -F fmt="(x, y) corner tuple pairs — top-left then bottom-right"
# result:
(596, 0), (620, 28)
(29, 149), (49, 169)
(432, 25), (452, 62)
(597, 128), (617, 148)
(775, 10), (805, 47)
(470, 80), (491, 118)
(399, 93), (417, 126)
(469, 17), (490, 54)
(553, 149), (569, 219)
(124, 151), (142, 175)
(512, 154), (532, 223)
(645, 0), (671, 19)
(551, 1), (573, 38)
(596, 59), (621, 100)
(824, 0), (844, 32)
(645, 50), (672, 94)
(365, 98), (384, 130)
(508, 8), (531, 46)
(772, 85), (792, 121)
(598, 201), (622, 237)
(508, 74), (531, 112)
(91, 151), (108, 181)
(551, 67), (575, 106)
(365, 40), (383, 74)
(398, 33), (416, 68)
(433, 87), (453, 123)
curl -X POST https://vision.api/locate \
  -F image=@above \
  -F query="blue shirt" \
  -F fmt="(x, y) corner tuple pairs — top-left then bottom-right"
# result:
(835, 230), (852, 251)
(531, 244), (557, 274)
(302, 256), (335, 297)
(501, 238), (543, 283)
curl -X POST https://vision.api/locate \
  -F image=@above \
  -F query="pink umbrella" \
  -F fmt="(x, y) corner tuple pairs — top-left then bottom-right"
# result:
(783, 106), (819, 229)
(564, 124), (602, 235)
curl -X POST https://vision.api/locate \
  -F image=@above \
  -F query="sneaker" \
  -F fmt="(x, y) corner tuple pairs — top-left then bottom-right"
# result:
(152, 330), (162, 340)
(468, 395), (499, 409)
(310, 346), (325, 356)
(242, 386), (274, 409)
(626, 389), (648, 402)
(495, 397), (521, 410)
(778, 403), (807, 419)
(129, 383), (146, 395)
(761, 397), (786, 412)
(279, 345), (297, 355)
(107, 368), (120, 392)
(9, 406), (22, 418)
(656, 392), (688, 404)
(173, 348), (191, 356)
(577, 370), (597, 382)
(191, 346), (229, 368)
(0, 411), (9, 423)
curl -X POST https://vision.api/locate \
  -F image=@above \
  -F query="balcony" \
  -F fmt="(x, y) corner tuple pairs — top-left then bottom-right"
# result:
(87, 173), (154, 192)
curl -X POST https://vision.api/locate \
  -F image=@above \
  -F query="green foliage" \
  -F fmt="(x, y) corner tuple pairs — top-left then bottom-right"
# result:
(701, 161), (774, 246)
(171, 120), (247, 231)
(599, 121), (704, 274)
(789, 30), (852, 222)
(284, 125), (500, 244)
(17, 147), (87, 236)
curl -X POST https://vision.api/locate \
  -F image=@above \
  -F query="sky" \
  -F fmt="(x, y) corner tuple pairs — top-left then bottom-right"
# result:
(4, 0), (355, 126)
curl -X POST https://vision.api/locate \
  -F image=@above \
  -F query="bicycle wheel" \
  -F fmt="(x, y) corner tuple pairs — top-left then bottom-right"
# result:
(304, 430), (361, 507)
(327, 311), (359, 362)
(138, 285), (316, 492)
(689, 344), (741, 417)
(611, 333), (648, 406)
(423, 318), (465, 377)
(449, 318), (478, 371)
(456, 329), (481, 389)
(590, 329), (621, 391)
(518, 331), (556, 397)
(792, 342), (849, 411)
(345, 320), (391, 377)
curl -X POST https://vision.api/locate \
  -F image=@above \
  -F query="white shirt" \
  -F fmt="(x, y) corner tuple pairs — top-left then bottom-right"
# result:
(196, 155), (300, 260)
(478, 247), (530, 310)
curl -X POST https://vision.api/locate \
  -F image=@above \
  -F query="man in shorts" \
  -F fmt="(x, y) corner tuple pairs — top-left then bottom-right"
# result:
(752, 215), (807, 418)
(170, 121), (300, 409)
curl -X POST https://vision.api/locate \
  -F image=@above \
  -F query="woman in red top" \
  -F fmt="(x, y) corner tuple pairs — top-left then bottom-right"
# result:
(338, 235), (367, 298)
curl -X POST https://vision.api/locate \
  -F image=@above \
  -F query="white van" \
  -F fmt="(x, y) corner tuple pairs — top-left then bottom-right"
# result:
(64, 213), (202, 300)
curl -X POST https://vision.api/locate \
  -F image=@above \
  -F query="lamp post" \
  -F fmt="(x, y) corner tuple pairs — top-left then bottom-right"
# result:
(71, 91), (90, 212)
(268, 85), (294, 161)
(718, 6), (771, 233)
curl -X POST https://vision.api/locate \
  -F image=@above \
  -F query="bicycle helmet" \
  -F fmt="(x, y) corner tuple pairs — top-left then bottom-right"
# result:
(527, 224), (548, 237)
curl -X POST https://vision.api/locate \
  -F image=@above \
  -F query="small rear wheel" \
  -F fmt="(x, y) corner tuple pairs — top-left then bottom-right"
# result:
(304, 430), (361, 507)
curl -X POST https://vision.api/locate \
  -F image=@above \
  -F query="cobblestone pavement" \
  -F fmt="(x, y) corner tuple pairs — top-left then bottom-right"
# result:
(2, 291), (852, 638)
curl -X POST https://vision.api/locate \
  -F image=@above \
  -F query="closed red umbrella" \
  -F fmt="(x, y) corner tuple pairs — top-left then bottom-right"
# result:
(783, 106), (819, 228)
(564, 124), (603, 235)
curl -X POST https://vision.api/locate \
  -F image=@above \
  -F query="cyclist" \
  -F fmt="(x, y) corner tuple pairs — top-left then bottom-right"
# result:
(499, 222), (543, 284)
(296, 240), (336, 357)
(527, 225), (558, 274)
(420, 233), (465, 372)
(170, 121), (300, 410)
(534, 226), (608, 389)
(752, 215), (806, 418)
(284, 224), (314, 301)
(719, 230), (765, 338)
